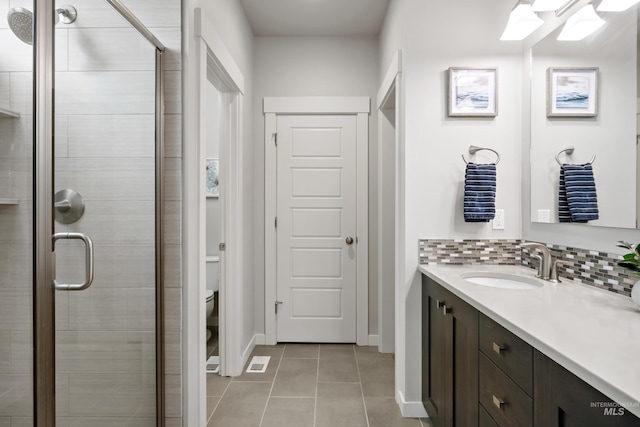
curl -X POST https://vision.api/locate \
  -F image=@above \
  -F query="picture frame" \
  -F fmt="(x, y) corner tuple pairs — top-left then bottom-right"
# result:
(206, 158), (219, 198)
(547, 67), (598, 118)
(448, 67), (498, 117)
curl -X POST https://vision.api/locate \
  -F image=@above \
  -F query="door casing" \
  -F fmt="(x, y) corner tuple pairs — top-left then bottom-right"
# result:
(185, 8), (246, 426)
(376, 50), (402, 355)
(263, 97), (370, 346)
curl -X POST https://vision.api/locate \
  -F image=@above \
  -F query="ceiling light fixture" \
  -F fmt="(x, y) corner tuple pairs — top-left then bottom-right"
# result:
(597, 0), (640, 12)
(531, 0), (571, 11)
(500, 1), (545, 40)
(557, 4), (605, 40)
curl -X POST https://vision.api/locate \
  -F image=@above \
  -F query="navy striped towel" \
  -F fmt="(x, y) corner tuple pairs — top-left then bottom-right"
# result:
(464, 163), (496, 222)
(558, 163), (599, 223)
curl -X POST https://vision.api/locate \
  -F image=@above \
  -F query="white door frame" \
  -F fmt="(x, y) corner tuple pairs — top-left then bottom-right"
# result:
(264, 97), (370, 346)
(376, 50), (423, 416)
(184, 8), (245, 426)
(376, 51), (402, 354)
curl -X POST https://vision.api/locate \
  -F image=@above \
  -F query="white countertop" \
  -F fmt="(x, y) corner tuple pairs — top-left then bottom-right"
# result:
(418, 264), (640, 418)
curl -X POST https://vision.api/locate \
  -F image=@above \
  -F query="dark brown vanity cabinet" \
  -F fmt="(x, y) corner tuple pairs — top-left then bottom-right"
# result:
(422, 274), (640, 427)
(422, 275), (479, 427)
(534, 351), (640, 427)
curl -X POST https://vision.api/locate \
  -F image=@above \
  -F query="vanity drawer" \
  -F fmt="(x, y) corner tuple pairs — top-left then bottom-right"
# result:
(479, 353), (533, 427)
(479, 313), (533, 395)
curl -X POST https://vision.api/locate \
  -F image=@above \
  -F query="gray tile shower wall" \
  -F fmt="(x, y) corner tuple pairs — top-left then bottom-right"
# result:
(0, 1), (182, 425)
(419, 239), (635, 298)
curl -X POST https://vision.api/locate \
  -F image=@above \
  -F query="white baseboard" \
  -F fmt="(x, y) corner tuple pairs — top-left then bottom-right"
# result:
(368, 334), (380, 346)
(397, 390), (428, 418)
(240, 335), (256, 374)
(254, 334), (266, 345)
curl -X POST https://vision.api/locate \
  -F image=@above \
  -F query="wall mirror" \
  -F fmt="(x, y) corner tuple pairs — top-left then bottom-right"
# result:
(530, 5), (638, 228)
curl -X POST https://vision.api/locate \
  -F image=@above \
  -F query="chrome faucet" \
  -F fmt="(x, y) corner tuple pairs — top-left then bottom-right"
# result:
(522, 242), (556, 281)
(549, 259), (567, 283)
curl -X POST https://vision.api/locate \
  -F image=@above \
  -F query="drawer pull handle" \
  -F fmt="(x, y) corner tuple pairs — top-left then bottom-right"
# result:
(492, 395), (505, 409)
(436, 300), (452, 315)
(492, 342), (504, 354)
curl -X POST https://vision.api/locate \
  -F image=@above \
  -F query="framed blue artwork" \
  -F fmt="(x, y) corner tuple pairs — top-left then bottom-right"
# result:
(547, 67), (598, 118)
(448, 67), (498, 117)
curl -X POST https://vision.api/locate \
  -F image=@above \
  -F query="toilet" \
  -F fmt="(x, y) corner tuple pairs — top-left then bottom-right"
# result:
(205, 256), (220, 342)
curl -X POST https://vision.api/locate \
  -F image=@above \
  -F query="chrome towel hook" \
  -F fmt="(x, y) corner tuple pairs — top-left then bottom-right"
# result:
(555, 146), (596, 166)
(461, 145), (500, 165)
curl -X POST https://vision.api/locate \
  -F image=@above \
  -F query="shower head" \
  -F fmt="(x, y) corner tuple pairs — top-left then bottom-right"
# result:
(6, 5), (77, 45)
(7, 7), (33, 45)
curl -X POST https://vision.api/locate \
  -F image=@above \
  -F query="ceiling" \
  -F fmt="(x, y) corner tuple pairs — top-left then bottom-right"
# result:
(238, 0), (391, 37)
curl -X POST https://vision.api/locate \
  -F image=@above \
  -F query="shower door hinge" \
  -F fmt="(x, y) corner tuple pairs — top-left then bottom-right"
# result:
(273, 133), (278, 146)
(275, 217), (277, 228)
(219, 243), (226, 251)
(275, 301), (283, 314)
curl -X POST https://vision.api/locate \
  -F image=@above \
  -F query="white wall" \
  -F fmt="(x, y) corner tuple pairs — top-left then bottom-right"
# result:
(379, 0), (524, 413)
(252, 36), (381, 337)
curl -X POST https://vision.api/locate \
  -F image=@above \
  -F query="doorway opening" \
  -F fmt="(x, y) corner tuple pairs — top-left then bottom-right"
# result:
(376, 50), (402, 354)
(378, 89), (396, 354)
(203, 78), (225, 371)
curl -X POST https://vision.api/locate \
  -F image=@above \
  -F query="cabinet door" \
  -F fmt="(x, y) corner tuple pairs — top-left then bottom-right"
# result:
(422, 275), (452, 427)
(534, 350), (640, 427)
(422, 275), (479, 427)
(449, 287), (479, 426)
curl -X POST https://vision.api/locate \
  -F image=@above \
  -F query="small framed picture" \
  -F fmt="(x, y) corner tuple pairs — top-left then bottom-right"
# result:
(448, 67), (498, 117)
(547, 67), (598, 117)
(206, 158), (219, 198)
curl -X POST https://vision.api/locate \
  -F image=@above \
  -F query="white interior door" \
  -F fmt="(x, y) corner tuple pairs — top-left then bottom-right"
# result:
(276, 115), (358, 342)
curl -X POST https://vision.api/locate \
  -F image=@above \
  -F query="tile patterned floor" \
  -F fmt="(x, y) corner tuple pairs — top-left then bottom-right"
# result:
(206, 344), (432, 427)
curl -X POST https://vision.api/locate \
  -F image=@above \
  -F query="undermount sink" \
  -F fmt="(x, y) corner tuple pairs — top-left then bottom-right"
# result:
(461, 272), (544, 290)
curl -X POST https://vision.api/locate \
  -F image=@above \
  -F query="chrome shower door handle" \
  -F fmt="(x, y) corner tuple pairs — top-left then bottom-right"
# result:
(53, 232), (95, 291)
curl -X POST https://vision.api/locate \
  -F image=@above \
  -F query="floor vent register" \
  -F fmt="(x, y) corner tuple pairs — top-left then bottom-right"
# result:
(246, 356), (270, 373)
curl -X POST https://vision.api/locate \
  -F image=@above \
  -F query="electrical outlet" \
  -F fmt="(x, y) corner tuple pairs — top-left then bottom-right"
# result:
(537, 209), (551, 223)
(493, 209), (505, 230)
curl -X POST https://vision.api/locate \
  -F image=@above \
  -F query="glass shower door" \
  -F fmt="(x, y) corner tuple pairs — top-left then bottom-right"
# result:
(52, 1), (159, 424)
(0, 1), (34, 424)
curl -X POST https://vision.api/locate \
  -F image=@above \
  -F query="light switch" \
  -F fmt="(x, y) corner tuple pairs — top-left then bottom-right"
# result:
(537, 209), (551, 223)
(493, 209), (505, 230)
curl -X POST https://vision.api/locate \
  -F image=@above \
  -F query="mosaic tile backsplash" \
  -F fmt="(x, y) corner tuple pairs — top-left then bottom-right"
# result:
(419, 239), (636, 297)
(419, 239), (523, 265)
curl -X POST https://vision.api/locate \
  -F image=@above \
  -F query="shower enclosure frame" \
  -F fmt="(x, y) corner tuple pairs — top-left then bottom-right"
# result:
(32, 0), (167, 425)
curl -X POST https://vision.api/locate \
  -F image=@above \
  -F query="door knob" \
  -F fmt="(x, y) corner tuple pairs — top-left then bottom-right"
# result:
(346, 237), (354, 245)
